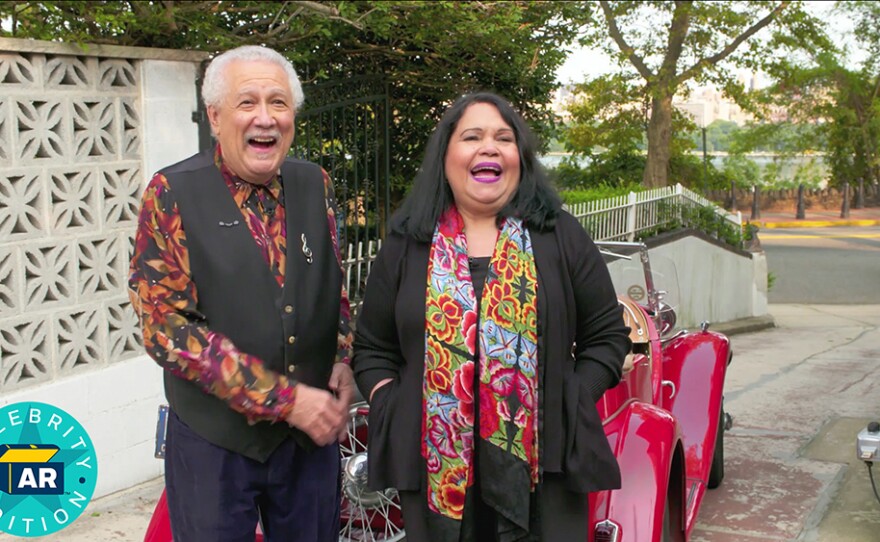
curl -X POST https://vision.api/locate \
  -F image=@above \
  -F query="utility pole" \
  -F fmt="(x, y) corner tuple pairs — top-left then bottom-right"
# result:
(702, 125), (708, 190)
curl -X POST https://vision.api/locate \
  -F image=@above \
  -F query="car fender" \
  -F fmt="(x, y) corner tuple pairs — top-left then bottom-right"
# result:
(661, 331), (730, 485)
(143, 490), (171, 542)
(594, 400), (683, 542)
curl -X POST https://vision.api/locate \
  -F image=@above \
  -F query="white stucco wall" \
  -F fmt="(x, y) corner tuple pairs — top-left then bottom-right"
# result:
(608, 235), (769, 329)
(142, 59), (203, 181)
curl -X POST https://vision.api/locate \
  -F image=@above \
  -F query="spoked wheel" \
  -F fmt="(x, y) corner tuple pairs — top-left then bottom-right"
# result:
(339, 402), (406, 542)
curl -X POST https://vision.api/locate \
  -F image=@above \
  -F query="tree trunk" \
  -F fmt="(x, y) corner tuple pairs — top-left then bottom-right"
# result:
(643, 92), (674, 188)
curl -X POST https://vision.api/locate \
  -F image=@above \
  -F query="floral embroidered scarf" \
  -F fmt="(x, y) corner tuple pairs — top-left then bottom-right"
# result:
(422, 206), (539, 532)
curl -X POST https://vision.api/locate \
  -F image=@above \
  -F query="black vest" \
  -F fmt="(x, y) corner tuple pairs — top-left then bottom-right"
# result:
(161, 149), (342, 462)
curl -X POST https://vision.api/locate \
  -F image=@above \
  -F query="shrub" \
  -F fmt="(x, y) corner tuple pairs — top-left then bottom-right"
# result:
(644, 201), (744, 247)
(547, 152), (646, 191)
(560, 181), (645, 205)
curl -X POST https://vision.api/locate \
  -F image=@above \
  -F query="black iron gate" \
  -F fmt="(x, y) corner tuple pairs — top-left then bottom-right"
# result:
(294, 75), (390, 247)
(293, 75), (391, 306)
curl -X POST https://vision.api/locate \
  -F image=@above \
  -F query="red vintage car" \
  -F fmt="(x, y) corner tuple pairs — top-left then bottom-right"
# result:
(144, 240), (731, 542)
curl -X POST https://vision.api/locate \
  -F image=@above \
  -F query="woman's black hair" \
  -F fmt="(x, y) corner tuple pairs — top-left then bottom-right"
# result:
(390, 92), (562, 242)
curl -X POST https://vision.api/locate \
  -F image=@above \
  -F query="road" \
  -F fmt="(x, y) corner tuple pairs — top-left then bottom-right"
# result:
(759, 226), (880, 304)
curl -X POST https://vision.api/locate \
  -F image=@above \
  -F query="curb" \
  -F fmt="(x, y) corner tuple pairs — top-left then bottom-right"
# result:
(710, 314), (777, 336)
(756, 219), (880, 229)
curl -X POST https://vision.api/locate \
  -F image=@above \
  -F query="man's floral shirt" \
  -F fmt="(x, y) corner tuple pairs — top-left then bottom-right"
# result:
(128, 146), (352, 424)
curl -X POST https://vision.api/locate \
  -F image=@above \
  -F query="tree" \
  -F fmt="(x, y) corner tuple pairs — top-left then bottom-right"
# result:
(825, 1), (880, 186)
(1, 1), (370, 52)
(1, 1), (581, 203)
(739, 1), (879, 188)
(572, 1), (825, 188)
(313, 1), (581, 198)
(563, 72), (699, 188)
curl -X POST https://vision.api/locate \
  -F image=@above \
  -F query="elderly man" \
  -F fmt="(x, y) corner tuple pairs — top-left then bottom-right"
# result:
(129, 45), (353, 541)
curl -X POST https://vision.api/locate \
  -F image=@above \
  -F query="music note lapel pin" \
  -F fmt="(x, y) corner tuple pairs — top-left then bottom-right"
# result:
(301, 233), (313, 264)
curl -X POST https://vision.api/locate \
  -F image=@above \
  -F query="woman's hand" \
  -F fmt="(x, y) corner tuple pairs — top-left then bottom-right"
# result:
(369, 378), (394, 402)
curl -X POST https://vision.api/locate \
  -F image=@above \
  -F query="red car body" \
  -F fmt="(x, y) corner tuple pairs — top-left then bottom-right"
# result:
(590, 298), (730, 541)
(144, 242), (731, 542)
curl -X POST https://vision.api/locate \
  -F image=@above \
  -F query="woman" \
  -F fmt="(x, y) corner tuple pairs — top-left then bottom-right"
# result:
(352, 92), (631, 541)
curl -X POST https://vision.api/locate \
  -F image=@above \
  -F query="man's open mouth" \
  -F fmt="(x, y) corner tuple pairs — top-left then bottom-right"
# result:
(248, 136), (278, 150)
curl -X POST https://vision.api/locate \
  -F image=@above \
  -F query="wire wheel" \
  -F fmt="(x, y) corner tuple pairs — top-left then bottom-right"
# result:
(339, 402), (406, 542)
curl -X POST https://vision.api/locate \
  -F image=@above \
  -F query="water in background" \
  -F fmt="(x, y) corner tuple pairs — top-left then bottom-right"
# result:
(539, 153), (829, 185)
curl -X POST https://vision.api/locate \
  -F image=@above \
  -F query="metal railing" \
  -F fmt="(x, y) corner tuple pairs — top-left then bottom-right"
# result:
(341, 239), (382, 319)
(563, 183), (743, 241)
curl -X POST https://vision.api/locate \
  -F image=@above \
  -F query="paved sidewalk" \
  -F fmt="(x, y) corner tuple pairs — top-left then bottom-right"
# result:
(693, 304), (880, 542)
(0, 476), (163, 541)
(747, 206), (880, 229)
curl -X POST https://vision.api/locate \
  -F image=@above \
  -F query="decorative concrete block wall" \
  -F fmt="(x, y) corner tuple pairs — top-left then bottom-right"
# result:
(0, 37), (207, 499)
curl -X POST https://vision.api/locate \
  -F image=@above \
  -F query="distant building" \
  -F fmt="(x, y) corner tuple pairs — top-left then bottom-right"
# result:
(553, 71), (761, 126)
(673, 86), (752, 127)
(550, 84), (578, 122)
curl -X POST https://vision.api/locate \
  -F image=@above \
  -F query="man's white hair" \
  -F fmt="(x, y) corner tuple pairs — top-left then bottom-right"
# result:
(201, 45), (304, 111)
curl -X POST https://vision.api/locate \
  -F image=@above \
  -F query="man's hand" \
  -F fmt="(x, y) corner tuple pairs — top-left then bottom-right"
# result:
(328, 363), (355, 442)
(329, 363), (355, 409)
(285, 384), (347, 446)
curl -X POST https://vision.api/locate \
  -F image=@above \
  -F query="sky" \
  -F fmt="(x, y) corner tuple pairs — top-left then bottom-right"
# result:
(555, 1), (863, 86)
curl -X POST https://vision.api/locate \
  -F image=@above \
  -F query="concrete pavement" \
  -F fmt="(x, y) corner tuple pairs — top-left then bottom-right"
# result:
(693, 304), (880, 541)
(0, 475), (163, 541)
(749, 206), (880, 229)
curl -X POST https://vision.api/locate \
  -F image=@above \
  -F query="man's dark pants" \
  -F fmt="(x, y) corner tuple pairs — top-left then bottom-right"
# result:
(165, 411), (341, 541)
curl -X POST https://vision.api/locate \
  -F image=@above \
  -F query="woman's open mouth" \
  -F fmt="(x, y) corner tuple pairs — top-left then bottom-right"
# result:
(471, 162), (502, 183)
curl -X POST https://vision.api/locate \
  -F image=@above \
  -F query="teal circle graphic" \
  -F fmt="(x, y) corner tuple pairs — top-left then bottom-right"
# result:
(0, 402), (98, 537)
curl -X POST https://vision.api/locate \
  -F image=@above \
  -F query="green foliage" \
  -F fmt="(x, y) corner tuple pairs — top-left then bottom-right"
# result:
(690, 120), (740, 153)
(727, 122), (823, 155)
(1, 1), (581, 206)
(563, 75), (698, 159)
(714, 121), (829, 189)
(564, 1), (827, 187)
(668, 152), (721, 190)
(1, 1), (343, 52)
(559, 181), (644, 205)
(548, 152), (649, 191)
(721, 154), (762, 188)
(548, 159), (595, 191)
(550, 149), (738, 195)
(563, 73), (650, 156)
(642, 201), (744, 248)
(743, 222), (759, 242)
(751, 2), (880, 189)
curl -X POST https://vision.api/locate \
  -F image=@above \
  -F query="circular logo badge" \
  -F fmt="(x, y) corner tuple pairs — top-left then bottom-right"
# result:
(0, 402), (97, 537)
(627, 284), (646, 301)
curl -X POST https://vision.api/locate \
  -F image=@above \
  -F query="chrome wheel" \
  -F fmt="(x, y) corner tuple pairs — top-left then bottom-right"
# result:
(339, 402), (405, 542)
